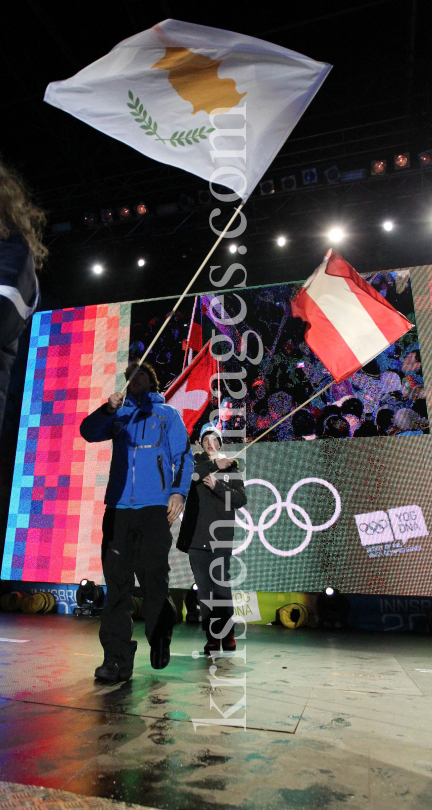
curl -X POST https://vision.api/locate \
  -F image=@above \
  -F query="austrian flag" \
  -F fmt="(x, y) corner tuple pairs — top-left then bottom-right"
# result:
(291, 250), (413, 383)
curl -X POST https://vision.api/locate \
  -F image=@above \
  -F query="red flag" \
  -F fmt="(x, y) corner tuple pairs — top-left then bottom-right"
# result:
(291, 250), (413, 383)
(165, 340), (216, 434)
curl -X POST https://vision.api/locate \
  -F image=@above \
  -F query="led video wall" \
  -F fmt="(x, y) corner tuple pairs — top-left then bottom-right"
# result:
(2, 266), (432, 594)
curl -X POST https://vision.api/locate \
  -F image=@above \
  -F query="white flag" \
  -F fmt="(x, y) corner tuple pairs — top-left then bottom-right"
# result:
(44, 19), (331, 200)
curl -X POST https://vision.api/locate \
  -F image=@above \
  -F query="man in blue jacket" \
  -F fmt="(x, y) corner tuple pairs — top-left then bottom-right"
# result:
(80, 360), (193, 682)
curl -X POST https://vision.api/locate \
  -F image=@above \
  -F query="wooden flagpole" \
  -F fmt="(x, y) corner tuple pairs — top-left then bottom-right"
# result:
(231, 380), (335, 459)
(182, 294), (198, 372)
(121, 202), (245, 395)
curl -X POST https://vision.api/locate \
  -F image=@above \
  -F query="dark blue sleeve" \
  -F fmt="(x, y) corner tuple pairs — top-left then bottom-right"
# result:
(80, 405), (116, 442)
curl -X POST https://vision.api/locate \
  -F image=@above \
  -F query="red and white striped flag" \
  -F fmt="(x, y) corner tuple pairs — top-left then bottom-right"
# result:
(291, 250), (413, 383)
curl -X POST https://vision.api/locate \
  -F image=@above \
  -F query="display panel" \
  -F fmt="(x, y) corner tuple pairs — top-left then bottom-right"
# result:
(2, 267), (432, 594)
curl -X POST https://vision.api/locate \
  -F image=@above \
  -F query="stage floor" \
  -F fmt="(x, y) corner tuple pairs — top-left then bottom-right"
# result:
(1, 615), (432, 809)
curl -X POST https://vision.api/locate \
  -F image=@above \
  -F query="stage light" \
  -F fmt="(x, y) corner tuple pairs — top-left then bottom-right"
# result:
(137, 258), (145, 267)
(185, 584), (200, 623)
(260, 179), (275, 196)
(394, 153), (410, 170)
(371, 160), (386, 176)
(134, 202), (148, 216)
(383, 220), (393, 231)
(324, 165), (340, 185)
(101, 208), (115, 223)
(74, 578), (104, 616)
(340, 168), (367, 182)
(118, 206), (132, 219)
(281, 175), (296, 192)
(92, 264), (103, 274)
(229, 244), (237, 253)
(179, 193), (195, 211)
(328, 227), (345, 243)
(317, 587), (350, 628)
(84, 212), (97, 228)
(302, 168), (318, 185)
(277, 236), (286, 246)
(156, 203), (178, 216)
(419, 150), (432, 168)
(198, 190), (212, 205)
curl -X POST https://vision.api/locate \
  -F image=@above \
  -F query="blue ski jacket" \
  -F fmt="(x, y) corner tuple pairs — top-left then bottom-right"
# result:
(80, 391), (193, 508)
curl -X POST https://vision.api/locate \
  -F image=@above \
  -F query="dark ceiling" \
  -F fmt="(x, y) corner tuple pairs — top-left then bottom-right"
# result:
(2, 0), (431, 309)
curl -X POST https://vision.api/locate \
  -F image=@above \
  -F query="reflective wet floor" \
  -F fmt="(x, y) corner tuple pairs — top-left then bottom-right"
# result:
(1, 614), (432, 809)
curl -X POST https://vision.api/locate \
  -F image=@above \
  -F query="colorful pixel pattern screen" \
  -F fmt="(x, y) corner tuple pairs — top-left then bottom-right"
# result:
(2, 304), (129, 584)
(3, 268), (432, 593)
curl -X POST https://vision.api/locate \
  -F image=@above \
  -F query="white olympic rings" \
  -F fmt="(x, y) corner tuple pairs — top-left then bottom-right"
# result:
(233, 477), (341, 557)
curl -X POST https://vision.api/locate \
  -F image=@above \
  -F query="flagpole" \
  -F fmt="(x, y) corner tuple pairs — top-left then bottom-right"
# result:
(120, 202), (245, 395)
(182, 295), (198, 372)
(231, 380), (334, 459)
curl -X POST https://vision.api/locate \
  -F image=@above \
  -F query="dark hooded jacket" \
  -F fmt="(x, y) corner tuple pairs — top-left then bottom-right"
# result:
(0, 231), (39, 348)
(177, 451), (247, 552)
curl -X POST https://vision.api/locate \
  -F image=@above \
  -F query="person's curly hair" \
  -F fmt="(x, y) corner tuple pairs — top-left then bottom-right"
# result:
(0, 158), (47, 269)
(124, 360), (160, 392)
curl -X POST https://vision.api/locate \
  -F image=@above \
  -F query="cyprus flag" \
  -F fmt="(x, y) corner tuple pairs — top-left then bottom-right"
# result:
(44, 19), (331, 200)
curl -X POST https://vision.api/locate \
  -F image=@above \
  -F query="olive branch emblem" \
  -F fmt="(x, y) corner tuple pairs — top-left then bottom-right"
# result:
(127, 91), (215, 147)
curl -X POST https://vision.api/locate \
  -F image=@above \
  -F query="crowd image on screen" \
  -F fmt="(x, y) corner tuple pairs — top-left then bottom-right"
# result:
(197, 271), (428, 444)
(127, 272), (428, 444)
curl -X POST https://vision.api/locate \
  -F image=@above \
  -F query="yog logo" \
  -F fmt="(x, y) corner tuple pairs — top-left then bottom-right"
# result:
(355, 506), (428, 546)
(234, 477), (341, 556)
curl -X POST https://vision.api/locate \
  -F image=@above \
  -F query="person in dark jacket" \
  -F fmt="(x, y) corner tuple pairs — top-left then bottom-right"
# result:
(0, 159), (46, 434)
(177, 423), (247, 655)
(80, 360), (194, 682)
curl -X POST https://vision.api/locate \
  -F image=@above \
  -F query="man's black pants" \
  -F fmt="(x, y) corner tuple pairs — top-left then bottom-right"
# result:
(188, 547), (234, 640)
(100, 506), (177, 670)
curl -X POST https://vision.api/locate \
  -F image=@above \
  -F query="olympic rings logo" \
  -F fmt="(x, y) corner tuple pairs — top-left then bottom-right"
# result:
(358, 521), (388, 536)
(233, 477), (341, 557)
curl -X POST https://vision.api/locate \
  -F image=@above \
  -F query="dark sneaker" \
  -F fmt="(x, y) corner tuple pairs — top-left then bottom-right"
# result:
(222, 632), (236, 652)
(94, 661), (132, 682)
(150, 636), (171, 670)
(204, 640), (221, 656)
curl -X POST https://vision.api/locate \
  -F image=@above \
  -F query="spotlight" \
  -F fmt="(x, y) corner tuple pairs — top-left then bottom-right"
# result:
(179, 194), (195, 211)
(394, 153), (410, 170)
(185, 583), (200, 623)
(84, 212), (97, 228)
(74, 578), (104, 616)
(229, 244), (237, 253)
(383, 220), (393, 231)
(371, 160), (386, 176)
(328, 227), (345, 243)
(101, 208), (115, 223)
(340, 168), (367, 182)
(118, 206), (132, 219)
(317, 587), (350, 628)
(302, 168), (318, 185)
(198, 190), (212, 205)
(260, 179), (275, 196)
(92, 264), (103, 274)
(277, 236), (286, 246)
(137, 258), (145, 267)
(281, 175), (296, 192)
(156, 203), (178, 216)
(134, 202), (148, 216)
(419, 150), (432, 168)
(324, 165), (340, 185)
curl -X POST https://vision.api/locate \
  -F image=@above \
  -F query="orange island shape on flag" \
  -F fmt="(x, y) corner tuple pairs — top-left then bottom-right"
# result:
(151, 47), (246, 114)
